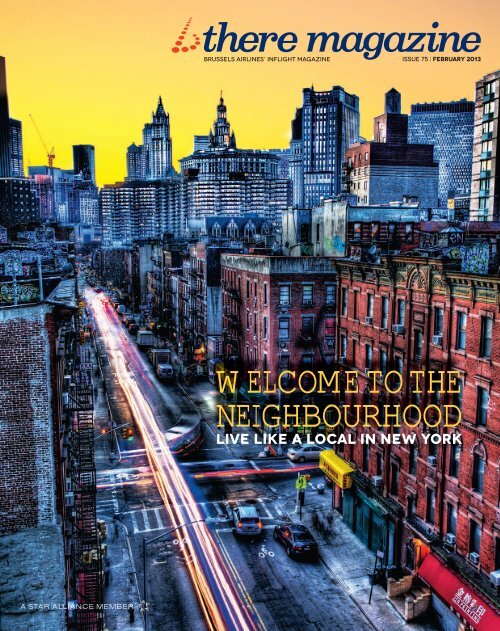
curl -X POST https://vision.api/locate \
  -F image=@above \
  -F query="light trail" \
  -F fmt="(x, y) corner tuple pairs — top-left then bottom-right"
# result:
(88, 291), (259, 631)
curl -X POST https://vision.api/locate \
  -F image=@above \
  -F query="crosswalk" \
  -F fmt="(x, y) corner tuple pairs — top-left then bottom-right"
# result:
(116, 498), (286, 535)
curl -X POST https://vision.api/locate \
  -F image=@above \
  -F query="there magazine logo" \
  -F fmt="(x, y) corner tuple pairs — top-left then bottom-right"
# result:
(171, 18), (201, 53)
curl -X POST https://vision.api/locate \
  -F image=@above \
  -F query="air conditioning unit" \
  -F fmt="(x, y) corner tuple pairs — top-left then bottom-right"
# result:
(279, 342), (287, 349)
(62, 392), (69, 407)
(339, 356), (346, 364)
(469, 552), (480, 565)
(371, 475), (383, 488)
(489, 569), (500, 587)
(65, 492), (75, 507)
(365, 317), (373, 325)
(444, 533), (456, 546)
(392, 324), (405, 335)
(427, 456), (437, 466)
(432, 335), (443, 346)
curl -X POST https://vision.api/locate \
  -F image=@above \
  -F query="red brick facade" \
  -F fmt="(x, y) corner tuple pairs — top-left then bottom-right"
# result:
(335, 255), (500, 582)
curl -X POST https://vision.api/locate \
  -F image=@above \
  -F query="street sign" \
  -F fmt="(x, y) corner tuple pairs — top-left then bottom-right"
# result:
(296, 475), (307, 490)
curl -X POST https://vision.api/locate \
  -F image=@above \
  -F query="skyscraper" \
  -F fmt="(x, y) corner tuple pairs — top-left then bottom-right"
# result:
(470, 70), (499, 221)
(0, 56), (11, 177)
(9, 118), (24, 177)
(408, 100), (474, 209)
(293, 86), (360, 208)
(126, 97), (173, 181)
(143, 96), (172, 180)
(73, 144), (95, 183)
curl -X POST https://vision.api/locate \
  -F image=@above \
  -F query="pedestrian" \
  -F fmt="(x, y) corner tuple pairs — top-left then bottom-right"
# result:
(128, 604), (135, 623)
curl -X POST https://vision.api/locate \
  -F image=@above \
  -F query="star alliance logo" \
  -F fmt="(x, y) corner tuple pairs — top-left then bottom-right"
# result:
(171, 18), (201, 53)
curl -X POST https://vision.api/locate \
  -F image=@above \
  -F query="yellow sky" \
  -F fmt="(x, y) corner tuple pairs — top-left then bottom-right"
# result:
(1, 0), (498, 185)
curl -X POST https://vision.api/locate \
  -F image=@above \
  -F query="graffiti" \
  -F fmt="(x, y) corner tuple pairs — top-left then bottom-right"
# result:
(0, 282), (40, 303)
(461, 241), (489, 275)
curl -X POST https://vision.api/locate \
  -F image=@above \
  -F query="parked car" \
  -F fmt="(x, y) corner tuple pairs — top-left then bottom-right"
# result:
(273, 524), (318, 558)
(287, 444), (324, 463)
(232, 505), (262, 537)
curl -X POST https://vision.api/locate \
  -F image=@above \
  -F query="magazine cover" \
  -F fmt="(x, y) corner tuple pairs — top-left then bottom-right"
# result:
(1, 1), (499, 630)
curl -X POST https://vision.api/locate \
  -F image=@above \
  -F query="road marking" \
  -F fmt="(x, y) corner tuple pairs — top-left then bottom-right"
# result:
(216, 525), (276, 533)
(131, 511), (140, 534)
(142, 510), (151, 531)
(154, 508), (164, 529)
(257, 499), (274, 519)
(249, 460), (259, 471)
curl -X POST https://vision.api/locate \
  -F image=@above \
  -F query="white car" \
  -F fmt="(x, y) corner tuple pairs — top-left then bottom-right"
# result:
(287, 444), (324, 463)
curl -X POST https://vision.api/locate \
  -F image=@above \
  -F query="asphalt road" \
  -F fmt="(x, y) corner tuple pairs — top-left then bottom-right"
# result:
(90, 289), (374, 631)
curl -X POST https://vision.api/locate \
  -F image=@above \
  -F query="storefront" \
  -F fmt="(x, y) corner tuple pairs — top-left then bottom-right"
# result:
(418, 554), (499, 631)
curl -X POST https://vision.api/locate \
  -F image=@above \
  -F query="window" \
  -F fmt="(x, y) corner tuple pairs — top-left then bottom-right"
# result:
(470, 520), (481, 555)
(278, 318), (289, 340)
(472, 451), (485, 493)
(426, 488), (435, 524)
(485, 80), (496, 96)
(447, 503), (457, 535)
(352, 340), (357, 368)
(381, 296), (389, 329)
(380, 350), (387, 376)
(263, 316), (268, 340)
(301, 353), (313, 368)
(263, 282), (268, 305)
(246, 310), (250, 330)
(246, 278), (250, 298)
(325, 317), (335, 337)
(367, 294), (373, 318)
(362, 444), (370, 471)
(397, 299), (405, 325)
(341, 288), (348, 316)
(395, 356), (403, 376)
(376, 452), (383, 476)
(453, 378), (463, 411)
(476, 387), (489, 426)
(414, 330), (423, 361)
(449, 443), (461, 478)
(279, 285), (290, 306)
(409, 443), (418, 475)
(326, 284), (335, 305)
(434, 307), (444, 336)
(340, 334), (347, 358)
(480, 317), (492, 358)
(253, 312), (257, 335)
(353, 291), (358, 320)
(353, 223), (361, 239)
(263, 353), (268, 371)
(316, 223), (320, 243)
(302, 316), (314, 337)
(456, 312), (467, 350)
(365, 345), (372, 370)
(302, 284), (313, 305)
(278, 353), (289, 371)
(408, 495), (416, 517)
(390, 463), (399, 496)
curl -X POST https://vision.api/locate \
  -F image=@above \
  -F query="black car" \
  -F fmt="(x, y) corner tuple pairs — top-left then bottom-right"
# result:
(273, 524), (318, 559)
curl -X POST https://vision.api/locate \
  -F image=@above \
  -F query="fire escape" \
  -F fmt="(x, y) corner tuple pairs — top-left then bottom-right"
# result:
(64, 345), (104, 631)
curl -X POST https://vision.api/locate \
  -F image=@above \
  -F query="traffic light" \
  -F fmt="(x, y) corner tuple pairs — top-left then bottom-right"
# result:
(121, 426), (134, 440)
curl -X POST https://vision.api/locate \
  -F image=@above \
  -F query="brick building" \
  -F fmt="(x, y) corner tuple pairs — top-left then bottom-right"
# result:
(334, 252), (500, 626)
(221, 254), (337, 384)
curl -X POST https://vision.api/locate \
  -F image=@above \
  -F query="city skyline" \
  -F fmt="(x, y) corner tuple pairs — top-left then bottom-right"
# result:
(0, 0), (498, 185)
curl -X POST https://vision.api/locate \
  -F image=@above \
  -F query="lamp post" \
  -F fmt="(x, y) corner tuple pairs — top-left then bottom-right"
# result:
(142, 519), (204, 630)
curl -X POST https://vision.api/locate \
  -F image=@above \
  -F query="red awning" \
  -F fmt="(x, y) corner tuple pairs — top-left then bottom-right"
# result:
(418, 554), (499, 630)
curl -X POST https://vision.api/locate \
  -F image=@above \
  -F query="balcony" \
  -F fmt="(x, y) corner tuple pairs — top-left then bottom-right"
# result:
(297, 334), (319, 347)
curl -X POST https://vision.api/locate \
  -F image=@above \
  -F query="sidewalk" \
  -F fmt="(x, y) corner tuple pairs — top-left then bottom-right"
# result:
(281, 490), (439, 631)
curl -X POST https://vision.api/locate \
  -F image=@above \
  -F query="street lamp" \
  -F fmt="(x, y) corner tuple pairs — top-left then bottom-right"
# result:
(142, 519), (204, 630)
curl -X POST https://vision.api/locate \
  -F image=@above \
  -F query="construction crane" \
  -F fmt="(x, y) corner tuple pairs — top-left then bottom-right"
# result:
(29, 114), (56, 168)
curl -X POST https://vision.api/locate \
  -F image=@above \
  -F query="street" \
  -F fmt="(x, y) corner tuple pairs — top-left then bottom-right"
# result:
(87, 287), (381, 631)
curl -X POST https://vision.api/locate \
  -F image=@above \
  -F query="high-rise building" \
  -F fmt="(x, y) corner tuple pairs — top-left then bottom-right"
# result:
(9, 118), (23, 177)
(289, 108), (303, 207)
(180, 96), (291, 224)
(73, 144), (95, 184)
(126, 142), (145, 181)
(344, 89), (439, 209)
(408, 100), (474, 209)
(100, 179), (181, 248)
(126, 97), (173, 181)
(0, 177), (40, 226)
(0, 56), (10, 178)
(292, 86), (360, 208)
(470, 70), (500, 221)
